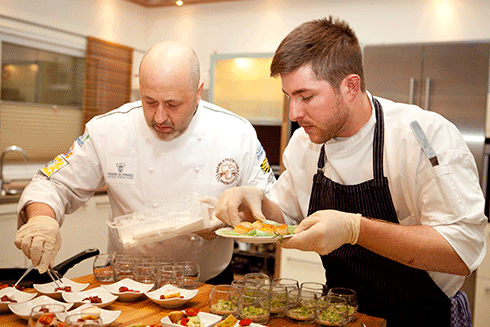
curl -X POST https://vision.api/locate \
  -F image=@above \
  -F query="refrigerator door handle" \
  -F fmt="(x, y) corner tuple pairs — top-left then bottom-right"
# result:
(423, 77), (431, 110)
(408, 77), (415, 104)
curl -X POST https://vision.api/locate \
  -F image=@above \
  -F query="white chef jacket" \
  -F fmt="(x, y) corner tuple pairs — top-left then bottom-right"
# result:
(18, 100), (276, 281)
(269, 93), (487, 297)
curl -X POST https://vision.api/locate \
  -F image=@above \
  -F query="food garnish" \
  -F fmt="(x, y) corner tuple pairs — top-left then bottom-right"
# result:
(119, 286), (140, 293)
(239, 318), (253, 326)
(0, 295), (16, 302)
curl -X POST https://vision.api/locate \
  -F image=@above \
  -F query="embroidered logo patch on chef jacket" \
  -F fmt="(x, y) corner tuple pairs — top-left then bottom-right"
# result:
(106, 157), (137, 184)
(216, 158), (239, 185)
(40, 155), (69, 178)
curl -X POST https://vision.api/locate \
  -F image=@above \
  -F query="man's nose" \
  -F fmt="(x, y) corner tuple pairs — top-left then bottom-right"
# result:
(288, 100), (302, 122)
(154, 105), (169, 123)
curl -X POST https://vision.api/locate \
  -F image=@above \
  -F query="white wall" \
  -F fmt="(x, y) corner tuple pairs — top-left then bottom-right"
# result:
(146, 0), (490, 86)
(1, 0), (490, 88)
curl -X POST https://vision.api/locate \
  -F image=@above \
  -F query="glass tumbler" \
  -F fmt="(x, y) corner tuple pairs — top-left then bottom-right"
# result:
(112, 252), (134, 282)
(238, 284), (270, 325)
(157, 264), (185, 288)
(175, 260), (200, 289)
(326, 287), (358, 322)
(208, 284), (239, 317)
(64, 313), (103, 326)
(286, 288), (319, 324)
(315, 294), (349, 326)
(28, 304), (66, 327)
(92, 253), (114, 282)
(244, 272), (270, 286)
(269, 284), (288, 318)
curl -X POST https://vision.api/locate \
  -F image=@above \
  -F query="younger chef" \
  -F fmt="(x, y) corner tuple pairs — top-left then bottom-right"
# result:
(14, 41), (276, 285)
(215, 17), (487, 326)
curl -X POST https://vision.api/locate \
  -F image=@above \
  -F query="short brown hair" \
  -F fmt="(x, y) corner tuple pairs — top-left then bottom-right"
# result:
(270, 16), (365, 92)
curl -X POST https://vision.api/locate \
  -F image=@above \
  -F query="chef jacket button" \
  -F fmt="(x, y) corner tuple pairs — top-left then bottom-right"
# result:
(149, 167), (154, 173)
(145, 136), (150, 141)
(190, 236), (196, 241)
(197, 136), (202, 141)
(153, 203), (159, 208)
(194, 167), (200, 172)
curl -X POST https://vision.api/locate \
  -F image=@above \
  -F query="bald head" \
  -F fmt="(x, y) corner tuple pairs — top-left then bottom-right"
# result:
(139, 41), (201, 90)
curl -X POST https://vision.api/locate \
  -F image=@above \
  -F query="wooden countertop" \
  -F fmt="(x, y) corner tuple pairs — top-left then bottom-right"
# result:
(0, 274), (386, 327)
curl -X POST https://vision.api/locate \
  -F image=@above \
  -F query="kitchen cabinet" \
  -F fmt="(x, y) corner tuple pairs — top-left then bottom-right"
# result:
(58, 194), (111, 278)
(0, 194), (111, 278)
(474, 223), (490, 327)
(0, 202), (28, 268)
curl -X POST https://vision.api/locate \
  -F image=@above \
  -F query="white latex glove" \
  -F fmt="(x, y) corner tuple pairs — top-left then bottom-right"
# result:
(215, 186), (266, 227)
(14, 215), (61, 274)
(194, 196), (227, 240)
(280, 209), (361, 255)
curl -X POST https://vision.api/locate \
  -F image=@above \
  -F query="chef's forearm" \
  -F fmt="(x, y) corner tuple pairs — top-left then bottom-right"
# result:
(357, 217), (470, 276)
(25, 202), (57, 220)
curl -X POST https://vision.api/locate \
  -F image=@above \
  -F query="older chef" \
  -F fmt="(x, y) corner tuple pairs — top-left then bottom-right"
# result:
(14, 41), (276, 284)
(215, 17), (487, 327)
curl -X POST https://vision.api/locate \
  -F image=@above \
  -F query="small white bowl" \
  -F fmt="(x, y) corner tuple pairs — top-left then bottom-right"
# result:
(62, 286), (118, 308)
(101, 278), (153, 301)
(8, 295), (73, 320)
(0, 287), (37, 313)
(145, 284), (198, 308)
(33, 277), (89, 300)
(62, 304), (121, 327)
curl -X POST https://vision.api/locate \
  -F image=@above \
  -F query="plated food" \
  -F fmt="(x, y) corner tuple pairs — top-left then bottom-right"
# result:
(33, 278), (89, 300)
(101, 278), (153, 301)
(145, 285), (198, 308)
(62, 286), (118, 308)
(161, 308), (220, 327)
(0, 287), (37, 313)
(215, 220), (295, 244)
(62, 304), (121, 327)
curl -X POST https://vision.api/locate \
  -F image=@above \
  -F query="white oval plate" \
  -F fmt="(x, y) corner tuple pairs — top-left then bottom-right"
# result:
(145, 285), (198, 308)
(33, 278), (89, 300)
(215, 227), (294, 244)
(101, 278), (153, 301)
(61, 304), (121, 327)
(8, 295), (73, 320)
(0, 287), (37, 313)
(161, 311), (221, 327)
(62, 286), (118, 308)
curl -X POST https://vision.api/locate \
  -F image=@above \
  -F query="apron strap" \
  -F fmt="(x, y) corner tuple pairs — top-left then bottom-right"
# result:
(372, 97), (384, 183)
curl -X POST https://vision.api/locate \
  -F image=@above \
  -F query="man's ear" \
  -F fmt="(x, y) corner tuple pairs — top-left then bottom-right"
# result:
(340, 74), (361, 101)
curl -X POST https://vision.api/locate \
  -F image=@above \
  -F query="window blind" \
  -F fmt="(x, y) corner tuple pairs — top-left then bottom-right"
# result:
(82, 37), (133, 126)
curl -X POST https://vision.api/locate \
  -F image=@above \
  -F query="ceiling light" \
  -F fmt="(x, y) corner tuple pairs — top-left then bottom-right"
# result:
(176, 0), (183, 5)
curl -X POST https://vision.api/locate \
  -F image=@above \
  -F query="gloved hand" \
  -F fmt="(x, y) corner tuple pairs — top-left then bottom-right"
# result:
(215, 186), (266, 227)
(280, 209), (361, 255)
(14, 216), (61, 274)
(194, 196), (227, 240)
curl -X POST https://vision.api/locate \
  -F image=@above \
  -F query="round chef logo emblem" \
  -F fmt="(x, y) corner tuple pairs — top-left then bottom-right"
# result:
(216, 158), (240, 185)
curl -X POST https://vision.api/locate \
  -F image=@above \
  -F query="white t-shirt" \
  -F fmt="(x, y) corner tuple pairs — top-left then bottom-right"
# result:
(18, 100), (276, 281)
(270, 94), (487, 297)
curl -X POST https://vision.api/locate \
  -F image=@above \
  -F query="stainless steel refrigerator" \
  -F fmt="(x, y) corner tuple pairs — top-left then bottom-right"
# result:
(363, 42), (489, 183)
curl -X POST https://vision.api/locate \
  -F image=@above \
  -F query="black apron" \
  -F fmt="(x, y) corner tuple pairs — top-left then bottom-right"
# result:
(307, 98), (451, 326)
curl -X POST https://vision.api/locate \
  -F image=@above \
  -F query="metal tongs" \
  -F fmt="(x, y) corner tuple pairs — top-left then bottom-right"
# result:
(46, 266), (64, 288)
(13, 264), (34, 288)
